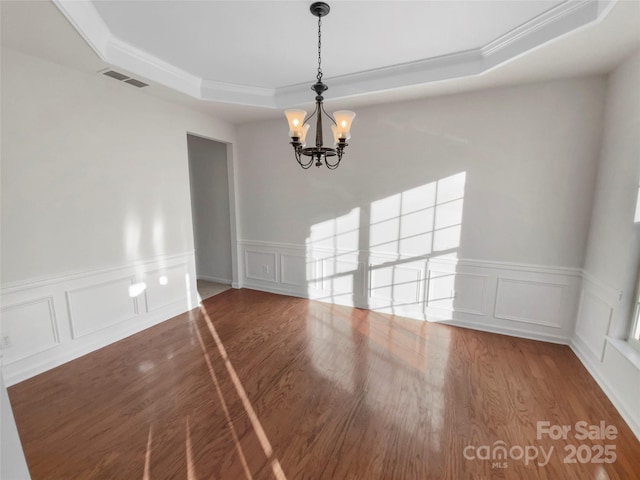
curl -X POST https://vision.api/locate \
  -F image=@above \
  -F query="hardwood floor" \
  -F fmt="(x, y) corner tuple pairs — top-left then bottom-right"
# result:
(9, 289), (640, 479)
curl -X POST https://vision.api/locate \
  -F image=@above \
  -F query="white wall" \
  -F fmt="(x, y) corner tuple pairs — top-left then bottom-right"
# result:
(0, 47), (237, 383)
(237, 77), (605, 268)
(581, 49), (640, 338)
(187, 135), (233, 284)
(572, 49), (640, 438)
(235, 77), (605, 342)
(1, 48), (235, 284)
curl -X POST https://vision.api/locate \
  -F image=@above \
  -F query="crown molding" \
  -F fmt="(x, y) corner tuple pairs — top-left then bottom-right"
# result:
(52, 0), (110, 59)
(274, 49), (484, 108)
(200, 79), (277, 108)
(52, 0), (616, 109)
(106, 36), (203, 98)
(482, 0), (594, 57)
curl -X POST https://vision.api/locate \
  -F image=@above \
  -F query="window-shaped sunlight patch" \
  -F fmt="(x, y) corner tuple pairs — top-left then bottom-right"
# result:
(309, 208), (360, 251)
(369, 172), (465, 257)
(307, 208), (361, 301)
(304, 172), (467, 318)
(368, 173), (466, 314)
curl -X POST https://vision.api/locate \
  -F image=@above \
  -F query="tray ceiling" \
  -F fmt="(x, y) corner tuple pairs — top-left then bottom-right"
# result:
(49, 0), (619, 108)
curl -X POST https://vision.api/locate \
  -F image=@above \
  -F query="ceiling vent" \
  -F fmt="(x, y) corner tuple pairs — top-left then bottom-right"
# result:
(99, 69), (148, 88)
(124, 78), (148, 88)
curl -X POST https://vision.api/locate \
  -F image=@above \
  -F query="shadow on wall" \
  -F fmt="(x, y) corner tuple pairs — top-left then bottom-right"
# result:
(304, 172), (467, 320)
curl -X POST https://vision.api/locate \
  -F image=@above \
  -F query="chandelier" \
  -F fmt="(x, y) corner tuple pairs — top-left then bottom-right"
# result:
(284, 2), (356, 170)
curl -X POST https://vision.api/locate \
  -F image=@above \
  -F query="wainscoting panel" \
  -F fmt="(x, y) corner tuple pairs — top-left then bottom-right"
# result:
(0, 252), (197, 385)
(370, 264), (423, 304)
(144, 264), (191, 312)
(281, 254), (316, 288)
(574, 274), (620, 362)
(426, 269), (458, 312)
(245, 250), (277, 283)
(575, 289), (614, 360)
(570, 274), (639, 440)
(323, 259), (363, 295)
(239, 240), (581, 343)
(494, 277), (567, 328)
(0, 297), (59, 364)
(67, 277), (138, 338)
(427, 270), (487, 316)
(423, 258), (580, 342)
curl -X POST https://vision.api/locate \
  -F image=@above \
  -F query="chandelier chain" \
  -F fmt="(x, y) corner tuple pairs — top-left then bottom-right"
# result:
(317, 16), (323, 82)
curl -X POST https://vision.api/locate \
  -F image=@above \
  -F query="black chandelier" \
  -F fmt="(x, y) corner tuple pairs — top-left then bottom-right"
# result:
(285, 2), (355, 170)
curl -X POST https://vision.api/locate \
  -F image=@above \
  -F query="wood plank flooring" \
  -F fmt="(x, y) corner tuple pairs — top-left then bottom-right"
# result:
(9, 289), (640, 479)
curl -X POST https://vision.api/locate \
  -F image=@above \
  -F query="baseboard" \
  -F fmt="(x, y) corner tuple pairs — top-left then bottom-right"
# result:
(242, 282), (309, 300)
(197, 275), (232, 285)
(241, 281), (572, 345)
(570, 337), (640, 441)
(440, 318), (571, 345)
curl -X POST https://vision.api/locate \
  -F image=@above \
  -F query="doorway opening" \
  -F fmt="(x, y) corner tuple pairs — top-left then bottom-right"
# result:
(187, 134), (234, 302)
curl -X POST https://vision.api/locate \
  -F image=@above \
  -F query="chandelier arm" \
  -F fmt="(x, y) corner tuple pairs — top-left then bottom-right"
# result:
(324, 147), (342, 169)
(320, 102), (337, 126)
(325, 157), (341, 169)
(302, 102), (319, 125)
(295, 147), (314, 169)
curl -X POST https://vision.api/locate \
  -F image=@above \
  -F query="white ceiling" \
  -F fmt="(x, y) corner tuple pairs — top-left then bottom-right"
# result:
(90, 0), (566, 88)
(1, 0), (639, 123)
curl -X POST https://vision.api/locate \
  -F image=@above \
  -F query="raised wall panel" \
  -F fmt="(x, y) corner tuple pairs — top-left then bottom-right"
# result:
(245, 251), (277, 282)
(427, 270), (487, 315)
(323, 259), (362, 294)
(1, 252), (197, 385)
(452, 273), (487, 315)
(426, 270), (456, 312)
(575, 290), (614, 360)
(0, 297), (59, 364)
(494, 277), (566, 328)
(281, 254), (316, 288)
(238, 240), (580, 343)
(144, 264), (190, 311)
(67, 277), (138, 338)
(370, 265), (422, 304)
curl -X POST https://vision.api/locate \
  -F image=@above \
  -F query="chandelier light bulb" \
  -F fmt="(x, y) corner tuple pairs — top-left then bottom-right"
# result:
(331, 124), (350, 145)
(285, 109), (307, 138)
(332, 110), (356, 139)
